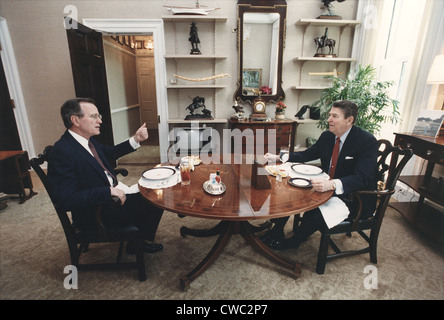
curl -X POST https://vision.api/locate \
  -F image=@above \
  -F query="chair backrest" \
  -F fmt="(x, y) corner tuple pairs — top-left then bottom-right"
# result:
(368, 139), (413, 227)
(376, 139), (413, 192)
(29, 146), (53, 196)
(350, 139), (412, 229)
(30, 146), (78, 245)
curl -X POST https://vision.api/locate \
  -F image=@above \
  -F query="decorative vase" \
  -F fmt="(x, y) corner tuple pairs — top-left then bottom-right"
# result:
(275, 111), (285, 119)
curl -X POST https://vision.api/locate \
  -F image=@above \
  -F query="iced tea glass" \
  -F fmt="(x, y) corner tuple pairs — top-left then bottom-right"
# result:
(180, 161), (191, 186)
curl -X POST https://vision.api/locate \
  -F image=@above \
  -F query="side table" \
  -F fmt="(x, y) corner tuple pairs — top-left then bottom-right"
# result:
(0, 151), (37, 204)
(390, 133), (444, 245)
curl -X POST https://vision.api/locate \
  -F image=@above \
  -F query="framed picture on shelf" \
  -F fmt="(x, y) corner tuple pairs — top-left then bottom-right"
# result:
(242, 68), (262, 94)
(136, 40), (143, 49)
(411, 110), (444, 138)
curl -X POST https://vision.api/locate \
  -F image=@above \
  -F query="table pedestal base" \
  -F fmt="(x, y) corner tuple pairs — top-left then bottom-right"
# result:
(179, 221), (302, 291)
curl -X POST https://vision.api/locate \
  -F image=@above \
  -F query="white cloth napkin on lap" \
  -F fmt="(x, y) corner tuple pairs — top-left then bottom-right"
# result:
(281, 162), (348, 228)
(318, 196), (350, 229)
(116, 181), (140, 194)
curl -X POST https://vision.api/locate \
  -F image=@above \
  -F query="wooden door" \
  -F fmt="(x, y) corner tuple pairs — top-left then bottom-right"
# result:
(136, 55), (158, 129)
(0, 56), (22, 151)
(66, 20), (113, 146)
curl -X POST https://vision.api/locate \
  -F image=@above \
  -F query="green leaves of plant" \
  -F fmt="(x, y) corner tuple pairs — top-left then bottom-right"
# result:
(311, 65), (400, 135)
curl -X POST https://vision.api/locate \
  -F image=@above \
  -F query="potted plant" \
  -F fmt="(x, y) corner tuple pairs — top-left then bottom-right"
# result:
(311, 65), (400, 135)
(275, 101), (287, 119)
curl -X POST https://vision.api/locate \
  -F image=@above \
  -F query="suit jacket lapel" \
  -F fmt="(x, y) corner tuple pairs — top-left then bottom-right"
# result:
(337, 126), (356, 169)
(89, 138), (115, 173)
(63, 131), (111, 185)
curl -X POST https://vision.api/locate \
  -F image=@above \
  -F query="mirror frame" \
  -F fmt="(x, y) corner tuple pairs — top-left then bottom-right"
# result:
(235, 0), (287, 104)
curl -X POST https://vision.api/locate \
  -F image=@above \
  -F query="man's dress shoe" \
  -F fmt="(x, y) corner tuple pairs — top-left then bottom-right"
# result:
(127, 241), (163, 254)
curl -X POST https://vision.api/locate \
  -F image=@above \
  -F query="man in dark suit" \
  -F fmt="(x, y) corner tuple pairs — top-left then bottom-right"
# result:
(263, 100), (378, 250)
(47, 98), (163, 253)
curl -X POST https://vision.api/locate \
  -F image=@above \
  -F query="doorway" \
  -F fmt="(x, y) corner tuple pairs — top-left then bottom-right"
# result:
(82, 19), (169, 163)
(102, 34), (160, 164)
(0, 17), (34, 157)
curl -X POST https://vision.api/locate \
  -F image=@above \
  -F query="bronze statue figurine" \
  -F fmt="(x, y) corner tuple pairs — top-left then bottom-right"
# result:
(318, 0), (346, 19)
(314, 27), (336, 57)
(189, 22), (201, 55)
(185, 96), (213, 120)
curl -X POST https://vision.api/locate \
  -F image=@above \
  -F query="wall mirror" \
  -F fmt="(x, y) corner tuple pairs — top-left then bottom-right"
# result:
(234, 0), (287, 104)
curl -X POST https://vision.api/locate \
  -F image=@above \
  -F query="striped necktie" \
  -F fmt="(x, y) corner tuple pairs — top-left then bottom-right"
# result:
(88, 141), (117, 187)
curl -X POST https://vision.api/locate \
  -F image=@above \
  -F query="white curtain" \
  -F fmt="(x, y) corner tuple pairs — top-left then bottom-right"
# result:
(352, 0), (444, 133)
(352, 0), (444, 176)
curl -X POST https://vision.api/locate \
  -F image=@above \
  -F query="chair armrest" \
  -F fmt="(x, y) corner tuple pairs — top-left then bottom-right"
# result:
(354, 189), (395, 196)
(115, 168), (128, 177)
(348, 189), (395, 230)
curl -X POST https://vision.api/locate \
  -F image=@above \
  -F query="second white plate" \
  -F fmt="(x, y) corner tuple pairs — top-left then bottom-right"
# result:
(291, 164), (323, 175)
(142, 167), (176, 180)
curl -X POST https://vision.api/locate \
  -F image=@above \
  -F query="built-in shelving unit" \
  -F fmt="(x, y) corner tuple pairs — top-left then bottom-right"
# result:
(166, 84), (227, 89)
(167, 118), (228, 124)
(293, 57), (355, 62)
(163, 15), (229, 127)
(295, 18), (360, 28)
(162, 15), (227, 23)
(292, 18), (361, 109)
(164, 54), (227, 60)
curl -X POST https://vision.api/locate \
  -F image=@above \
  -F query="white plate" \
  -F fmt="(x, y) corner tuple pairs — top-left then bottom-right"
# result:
(291, 164), (323, 175)
(142, 167), (176, 180)
(265, 165), (287, 178)
(265, 165), (279, 177)
(288, 178), (312, 188)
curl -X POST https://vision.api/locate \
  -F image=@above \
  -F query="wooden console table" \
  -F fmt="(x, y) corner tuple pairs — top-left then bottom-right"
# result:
(229, 118), (297, 154)
(0, 151), (37, 203)
(390, 133), (444, 245)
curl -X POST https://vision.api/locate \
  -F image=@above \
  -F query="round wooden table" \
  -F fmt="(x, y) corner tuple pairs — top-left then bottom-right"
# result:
(139, 160), (332, 291)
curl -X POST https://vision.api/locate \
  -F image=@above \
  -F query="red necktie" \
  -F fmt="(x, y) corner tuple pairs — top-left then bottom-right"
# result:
(329, 137), (340, 179)
(88, 141), (118, 187)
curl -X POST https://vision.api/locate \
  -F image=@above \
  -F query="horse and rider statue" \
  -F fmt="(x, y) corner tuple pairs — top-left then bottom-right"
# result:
(185, 96), (213, 120)
(314, 27), (336, 57)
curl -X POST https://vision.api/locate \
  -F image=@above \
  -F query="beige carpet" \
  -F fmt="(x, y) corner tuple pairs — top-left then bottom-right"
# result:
(118, 145), (161, 165)
(0, 165), (443, 300)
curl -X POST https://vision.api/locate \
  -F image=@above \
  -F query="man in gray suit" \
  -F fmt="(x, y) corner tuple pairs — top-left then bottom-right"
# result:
(263, 100), (378, 250)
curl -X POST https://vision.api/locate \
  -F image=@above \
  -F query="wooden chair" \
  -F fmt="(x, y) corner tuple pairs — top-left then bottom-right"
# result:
(30, 146), (147, 281)
(313, 139), (413, 274)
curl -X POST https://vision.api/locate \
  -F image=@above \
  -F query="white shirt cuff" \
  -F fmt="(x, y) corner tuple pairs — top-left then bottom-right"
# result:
(333, 179), (344, 195)
(129, 136), (140, 149)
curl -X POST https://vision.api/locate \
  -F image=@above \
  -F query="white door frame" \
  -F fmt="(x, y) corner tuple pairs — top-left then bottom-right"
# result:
(83, 19), (169, 162)
(0, 17), (36, 157)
